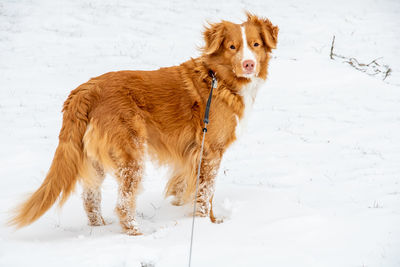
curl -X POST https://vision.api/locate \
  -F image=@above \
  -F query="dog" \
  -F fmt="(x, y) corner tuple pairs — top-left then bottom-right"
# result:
(10, 13), (278, 235)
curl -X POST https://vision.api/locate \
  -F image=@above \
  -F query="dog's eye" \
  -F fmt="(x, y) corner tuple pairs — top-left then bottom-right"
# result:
(254, 43), (260, 47)
(230, 45), (236, 50)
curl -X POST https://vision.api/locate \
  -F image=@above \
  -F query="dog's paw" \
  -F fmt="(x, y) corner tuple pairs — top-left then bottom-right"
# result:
(210, 216), (224, 224)
(120, 219), (142, 236)
(195, 211), (208, 217)
(125, 228), (143, 236)
(88, 215), (106, 226)
(171, 197), (184, 206)
(190, 208), (209, 218)
(122, 224), (142, 236)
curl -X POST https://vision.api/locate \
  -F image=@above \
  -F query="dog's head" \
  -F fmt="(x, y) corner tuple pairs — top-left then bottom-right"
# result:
(202, 13), (278, 80)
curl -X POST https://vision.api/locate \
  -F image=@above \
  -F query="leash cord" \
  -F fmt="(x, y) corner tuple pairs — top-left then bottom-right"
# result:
(188, 71), (217, 267)
(188, 128), (206, 267)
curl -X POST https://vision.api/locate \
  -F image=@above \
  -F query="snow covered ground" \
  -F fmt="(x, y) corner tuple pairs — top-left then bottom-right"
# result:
(1, 0), (400, 266)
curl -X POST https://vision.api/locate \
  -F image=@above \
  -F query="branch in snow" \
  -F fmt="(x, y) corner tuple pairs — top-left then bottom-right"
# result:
(329, 35), (392, 81)
(330, 35), (335, 60)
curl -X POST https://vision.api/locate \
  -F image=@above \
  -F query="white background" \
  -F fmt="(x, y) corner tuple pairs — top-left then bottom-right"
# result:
(0, 0), (399, 266)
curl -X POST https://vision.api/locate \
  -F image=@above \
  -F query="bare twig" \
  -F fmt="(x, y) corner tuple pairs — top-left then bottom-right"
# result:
(329, 35), (391, 81)
(330, 35), (335, 60)
(383, 68), (392, 81)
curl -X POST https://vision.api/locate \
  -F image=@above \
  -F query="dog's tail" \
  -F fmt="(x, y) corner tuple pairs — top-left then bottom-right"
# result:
(9, 83), (100, 228)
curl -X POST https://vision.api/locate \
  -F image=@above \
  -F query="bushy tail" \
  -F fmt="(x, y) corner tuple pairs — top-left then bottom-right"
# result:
(9, 83), (99, 228)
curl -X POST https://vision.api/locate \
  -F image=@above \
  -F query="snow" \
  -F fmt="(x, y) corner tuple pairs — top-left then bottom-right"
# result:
(1, 0), (400, 266)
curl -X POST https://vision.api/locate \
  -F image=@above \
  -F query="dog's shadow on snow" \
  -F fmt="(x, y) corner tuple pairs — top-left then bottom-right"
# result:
(7, 186), (235, 242)
(7, 191), (193, 242)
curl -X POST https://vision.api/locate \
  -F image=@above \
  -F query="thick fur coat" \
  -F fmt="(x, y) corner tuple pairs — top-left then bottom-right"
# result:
(10, 13), (278, 235)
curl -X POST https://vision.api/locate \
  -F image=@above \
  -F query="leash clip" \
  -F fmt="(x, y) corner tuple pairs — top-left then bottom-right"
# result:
(211, 74), (217, 89)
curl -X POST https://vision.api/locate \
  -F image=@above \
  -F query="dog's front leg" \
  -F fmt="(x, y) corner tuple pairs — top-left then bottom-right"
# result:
(194, 157), (221, 217)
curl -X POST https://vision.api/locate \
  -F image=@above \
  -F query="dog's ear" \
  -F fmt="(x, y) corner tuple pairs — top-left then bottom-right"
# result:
(202, 22), (225, 55)
(246, 13), (278, 50)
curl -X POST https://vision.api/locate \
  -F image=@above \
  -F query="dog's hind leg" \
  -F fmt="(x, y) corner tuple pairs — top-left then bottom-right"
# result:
(110, 126), (146, 235)
(166, 170), (187, 206)
(114, 159), (144, 235)
(89, 110), (146, 235)
(82, 160), (106, 226)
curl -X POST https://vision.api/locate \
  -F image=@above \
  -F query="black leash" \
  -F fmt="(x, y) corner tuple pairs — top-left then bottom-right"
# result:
(203, 70), (217, 130)
(188, 70), (217, 267)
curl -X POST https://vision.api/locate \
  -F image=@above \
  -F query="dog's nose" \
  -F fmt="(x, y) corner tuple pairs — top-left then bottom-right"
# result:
(242, 60), (255, 73)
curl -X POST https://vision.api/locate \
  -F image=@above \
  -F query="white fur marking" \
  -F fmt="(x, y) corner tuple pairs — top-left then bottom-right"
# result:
(83, 123), (92, 141)
(241, 26), (257, 67)
(235, 77), (263, 137)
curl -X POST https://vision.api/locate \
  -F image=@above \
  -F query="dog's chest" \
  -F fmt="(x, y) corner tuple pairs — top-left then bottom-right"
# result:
(235, 78), (263, 137)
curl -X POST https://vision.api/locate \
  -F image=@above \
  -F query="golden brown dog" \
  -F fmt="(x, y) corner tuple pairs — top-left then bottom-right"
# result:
(10, 13), (278, 235)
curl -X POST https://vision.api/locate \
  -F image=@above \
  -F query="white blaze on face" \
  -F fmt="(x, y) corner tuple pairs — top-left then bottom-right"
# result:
(241, 26), (257, 74)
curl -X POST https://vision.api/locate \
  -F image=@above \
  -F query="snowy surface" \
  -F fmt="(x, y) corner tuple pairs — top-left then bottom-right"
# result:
(1, 0), (400, 266)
